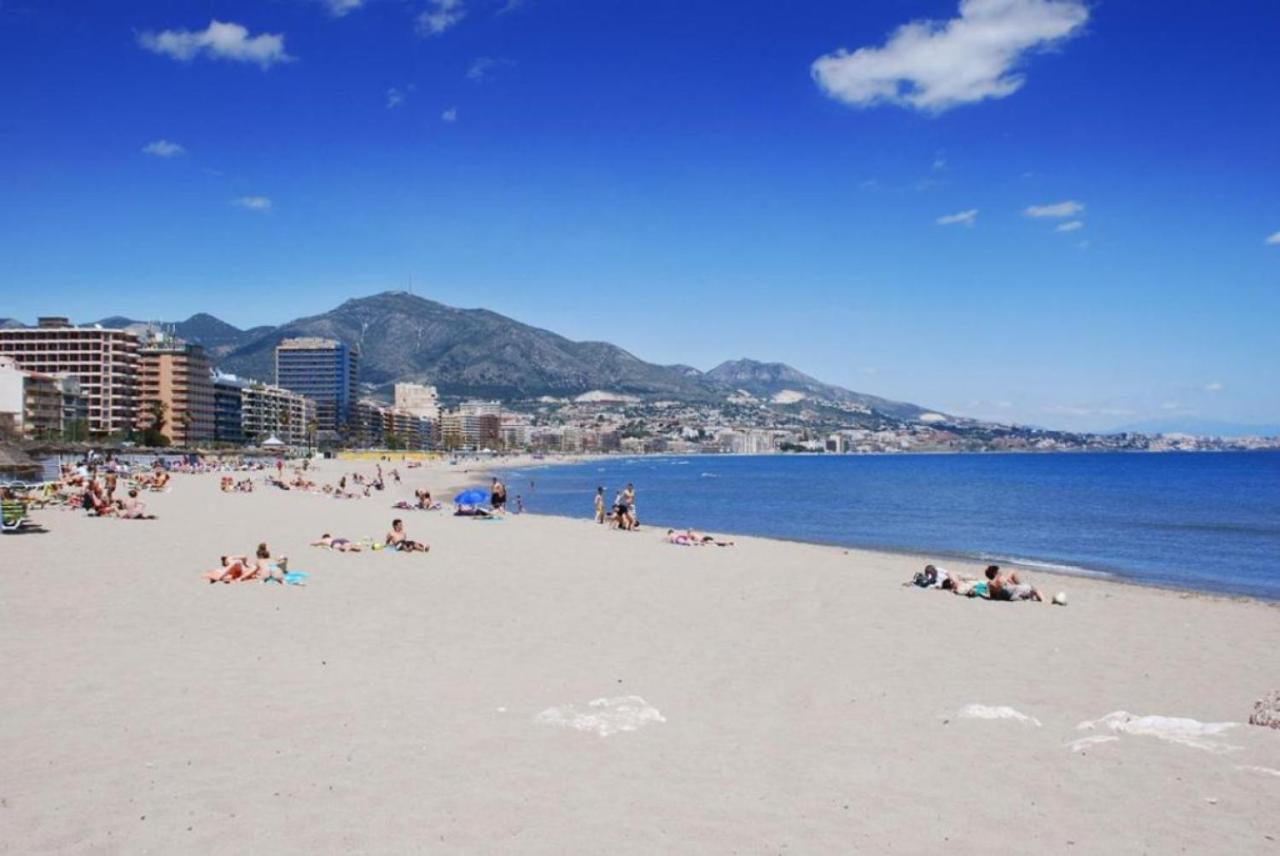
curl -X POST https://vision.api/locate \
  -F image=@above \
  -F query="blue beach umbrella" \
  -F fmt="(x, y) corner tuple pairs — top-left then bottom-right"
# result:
(454, 488), (489, 506)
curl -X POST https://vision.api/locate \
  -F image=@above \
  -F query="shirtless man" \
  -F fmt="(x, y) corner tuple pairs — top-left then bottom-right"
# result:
(985, 565), (1043, 602)
(385, 518), (429, 553)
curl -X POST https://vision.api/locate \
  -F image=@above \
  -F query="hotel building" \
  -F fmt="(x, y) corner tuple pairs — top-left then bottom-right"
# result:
(0, 317), (139, 437)
(275, 338), (358, 438)
(136, 336), (216, 446)
(240, 381), (315, 448)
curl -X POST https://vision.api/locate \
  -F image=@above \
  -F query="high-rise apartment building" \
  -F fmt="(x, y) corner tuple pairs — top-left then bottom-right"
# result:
(136, 336), (215, 446)
(275, 338), (358, 437)
(241, 381), (315, 448)
(0, 317), (139, 436)
(212, 373), (247, 445)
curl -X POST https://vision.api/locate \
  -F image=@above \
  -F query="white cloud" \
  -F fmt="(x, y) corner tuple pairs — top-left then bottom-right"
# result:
(932, 153), (947, 171)
(1055, 219), (1084, 232)
(936, 208), (978, 227)
(811, 0), (1088, 113)
(232, 196), (272, 211)
(418, 0), (465, 35)
(1266, 230), (1280, 245)
(1204, 382), (1224, 392)
(320, 0), (365, 16)
(142, 139), (185, 158)
(1025, 199), (1084, 218)
(497, 0), (525, 13)
(467, 56), (513, 81)
(386, 87), (406, 108)
(138, 20), (293, 69)
(441, 107), (458, 123)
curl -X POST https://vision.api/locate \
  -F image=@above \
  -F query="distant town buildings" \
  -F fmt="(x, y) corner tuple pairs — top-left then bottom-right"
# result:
(275, 337), (358, 439)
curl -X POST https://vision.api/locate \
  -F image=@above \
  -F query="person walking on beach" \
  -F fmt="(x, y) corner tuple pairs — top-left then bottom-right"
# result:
(594, 487), (606, 524)
(490, 477), (507, 513)
(622, 483), (637, 527)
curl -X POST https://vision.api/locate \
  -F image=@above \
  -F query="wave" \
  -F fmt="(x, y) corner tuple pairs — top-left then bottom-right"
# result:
(975, 553), (1114, 579)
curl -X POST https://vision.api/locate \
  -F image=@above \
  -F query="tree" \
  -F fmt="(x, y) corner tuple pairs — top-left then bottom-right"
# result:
(142, 400), (170, 447)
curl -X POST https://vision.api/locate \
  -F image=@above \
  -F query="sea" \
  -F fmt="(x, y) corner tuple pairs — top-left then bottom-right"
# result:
(497, 451), (1280, 600)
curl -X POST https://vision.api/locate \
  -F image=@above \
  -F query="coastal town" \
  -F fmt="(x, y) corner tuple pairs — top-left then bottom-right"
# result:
(2, 316), (1276, 456)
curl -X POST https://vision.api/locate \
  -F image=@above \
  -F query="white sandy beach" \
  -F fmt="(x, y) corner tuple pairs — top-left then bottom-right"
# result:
(2, 458), (1278, 854)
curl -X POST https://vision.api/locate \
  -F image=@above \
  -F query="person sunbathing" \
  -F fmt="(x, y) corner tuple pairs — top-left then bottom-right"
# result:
(385, 519), (429, 552)
(985, 565), (1044, 602)
(312, 533), (362, 552)
(248, 542), (288, 582)
(667, 528), (734, 547)
(116, 489), (156, 519)
(203, 555), (252, 584)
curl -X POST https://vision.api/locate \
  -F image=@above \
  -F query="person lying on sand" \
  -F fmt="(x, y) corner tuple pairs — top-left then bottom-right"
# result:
(312, 533), (362, 552)
(985, 565), (1043, 602)
(666, 528), (734, 547)
(453, 505), (491, 517)
(385, 519), (429, 552)
(115, 489), (156, 519)
(203, 555), (252, 584)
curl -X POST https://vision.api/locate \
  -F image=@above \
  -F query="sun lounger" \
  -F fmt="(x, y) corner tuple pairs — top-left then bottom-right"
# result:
(1, 498), (30, 533)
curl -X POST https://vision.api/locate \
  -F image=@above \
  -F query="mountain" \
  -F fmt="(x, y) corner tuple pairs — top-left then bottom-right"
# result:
(88, 314), (260, 359)
(70, 292), (938, 419)
(216, 291), (728, 401)
(707, 359), (936, 421)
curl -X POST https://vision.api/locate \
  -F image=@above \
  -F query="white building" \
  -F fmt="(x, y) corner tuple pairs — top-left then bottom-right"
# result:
(394, 382), (440, 421)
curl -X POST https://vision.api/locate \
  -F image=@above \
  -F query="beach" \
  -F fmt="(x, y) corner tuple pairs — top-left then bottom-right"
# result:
(2, 458), (1278, 854)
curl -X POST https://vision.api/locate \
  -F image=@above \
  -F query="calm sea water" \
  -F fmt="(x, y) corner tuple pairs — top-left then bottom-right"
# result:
(499, 452), (1280, 600)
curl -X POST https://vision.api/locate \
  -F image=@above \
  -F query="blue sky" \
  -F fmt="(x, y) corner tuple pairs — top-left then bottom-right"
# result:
(1, 0), (1277, 432)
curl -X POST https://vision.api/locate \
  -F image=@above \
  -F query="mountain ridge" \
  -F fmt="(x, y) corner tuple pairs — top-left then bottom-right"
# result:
(63, 292), (935, 419)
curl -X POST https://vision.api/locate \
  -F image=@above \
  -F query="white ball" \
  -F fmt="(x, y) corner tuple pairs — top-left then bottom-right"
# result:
(1052, 591), (1068, 606)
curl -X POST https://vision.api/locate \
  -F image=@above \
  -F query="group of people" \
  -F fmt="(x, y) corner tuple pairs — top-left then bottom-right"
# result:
(909, 563), (1050, 602)
(202, 543), (289, 584)
(595, 484), (638, 530)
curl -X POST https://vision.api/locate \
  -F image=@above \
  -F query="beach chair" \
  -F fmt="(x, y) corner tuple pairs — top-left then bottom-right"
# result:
(1, 498), (30, 533)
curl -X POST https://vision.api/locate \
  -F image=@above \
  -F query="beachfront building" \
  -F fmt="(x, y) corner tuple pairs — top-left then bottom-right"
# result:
(212, 372), (248, 445)
(393, 382), (440, 421)
(241, 381), (315, 448)
(0, 357), (90, 442)
(275, 338), (358, 440)
(352, 398), (433, 449)
(438, 406), (500, 450)
(0, 317), (139, 437)
(136, 336), (215, 446)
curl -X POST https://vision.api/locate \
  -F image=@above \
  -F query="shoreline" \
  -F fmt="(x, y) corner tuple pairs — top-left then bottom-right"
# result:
(488, 457), (1280, 605)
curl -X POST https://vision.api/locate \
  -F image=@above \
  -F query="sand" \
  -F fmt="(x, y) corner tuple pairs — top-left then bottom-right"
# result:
(2, 457), (1278, 854)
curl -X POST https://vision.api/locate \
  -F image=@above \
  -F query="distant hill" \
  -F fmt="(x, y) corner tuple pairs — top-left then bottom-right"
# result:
(707, 358), (935, 421)
(1114, 418), (1280, 438)
(70, 292), (940, 420)
(216, 291), (725, 400)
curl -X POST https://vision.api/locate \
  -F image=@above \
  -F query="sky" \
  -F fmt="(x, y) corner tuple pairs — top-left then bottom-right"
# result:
(1, 0), (1278, 433)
